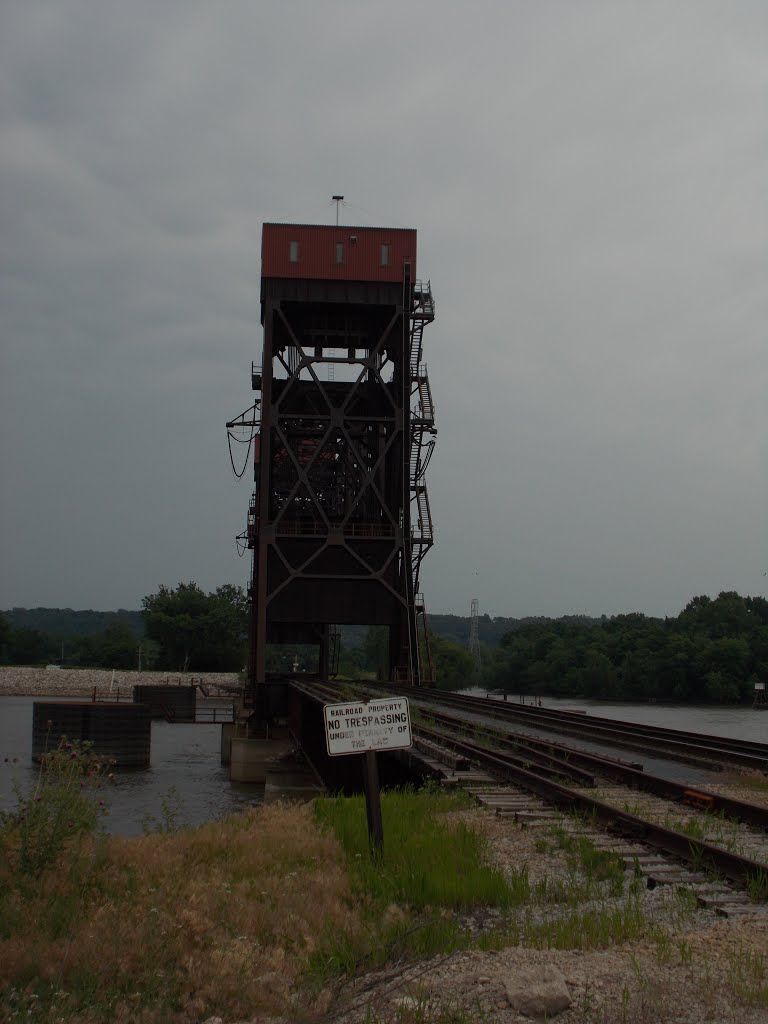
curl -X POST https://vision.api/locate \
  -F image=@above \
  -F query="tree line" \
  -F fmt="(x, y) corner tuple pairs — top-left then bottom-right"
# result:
(0, 584), (475, 685)
(0, 616), (145, 670)
(0, 584), (248, 673)
(480, 592), (768, 704)
(3, 589), (765, 703)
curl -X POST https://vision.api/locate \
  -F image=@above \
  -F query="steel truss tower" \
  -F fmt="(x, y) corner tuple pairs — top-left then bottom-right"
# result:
(228, 223), (437, 718)
(469, 597), (481, 676)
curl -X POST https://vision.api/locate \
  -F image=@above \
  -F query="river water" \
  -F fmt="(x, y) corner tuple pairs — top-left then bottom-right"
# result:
(1, 694), (766, 836)
(0, 696), (259, 837)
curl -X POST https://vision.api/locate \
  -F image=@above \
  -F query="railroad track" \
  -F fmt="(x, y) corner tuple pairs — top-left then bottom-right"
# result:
(420, 755), (766, 921)
(410, 717), (768, 893)
(381, 683), (768, 772)
(415, 705), (768, 831)
(290, 679), (768, 904)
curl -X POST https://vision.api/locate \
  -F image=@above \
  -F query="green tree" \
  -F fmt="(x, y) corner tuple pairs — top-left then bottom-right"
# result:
(0, 614), (12, 663)
(94, 623), (140, 669)
(5, 627), (55, 665)
(337, 642), (366, 677)
(142, 582), (247, 672)
(582, 646), (617, 698)
(361, 626), (389, 679)
(428, 634), (475, 691)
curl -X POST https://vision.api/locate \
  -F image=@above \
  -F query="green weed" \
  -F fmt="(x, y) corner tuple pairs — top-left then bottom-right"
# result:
(548, 827), (625, 894)
(519, 896), (649, 949)
(363, 993), (490, 1023)
(0, 736), (112, 882)
(746, 868), (768, 902)
(721, 771), (768, 795)
(141, 784), (186, 834)
(726, 948), (768, 1008)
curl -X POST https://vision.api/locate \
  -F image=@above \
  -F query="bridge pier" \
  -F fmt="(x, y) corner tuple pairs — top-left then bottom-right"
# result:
(32, 701), (151, 768)
(229, 735), (294, 783)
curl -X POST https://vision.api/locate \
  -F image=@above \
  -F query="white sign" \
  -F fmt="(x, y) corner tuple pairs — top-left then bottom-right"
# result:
(323, 698), (412, 756)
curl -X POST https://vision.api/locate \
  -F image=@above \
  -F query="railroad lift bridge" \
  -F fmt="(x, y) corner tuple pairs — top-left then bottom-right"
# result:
(226, 222), (437, 779)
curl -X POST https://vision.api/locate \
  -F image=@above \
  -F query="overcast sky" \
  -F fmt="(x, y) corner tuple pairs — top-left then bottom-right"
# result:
(1, 1), (766, 620)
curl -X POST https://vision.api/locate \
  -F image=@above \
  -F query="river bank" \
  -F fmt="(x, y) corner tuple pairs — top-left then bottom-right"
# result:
(0, 665), (240, 697)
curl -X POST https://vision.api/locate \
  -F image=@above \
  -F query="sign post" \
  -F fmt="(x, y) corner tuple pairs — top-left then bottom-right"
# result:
(323, 697), (412, 856)
(363, 750), (384, 856)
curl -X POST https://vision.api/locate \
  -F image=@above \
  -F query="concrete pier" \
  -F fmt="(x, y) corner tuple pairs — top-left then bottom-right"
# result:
(264, 750), (325, 803)
(229, 736), (293, 783)
(220, 721), (236, 764)
(33, 701), (151, 768)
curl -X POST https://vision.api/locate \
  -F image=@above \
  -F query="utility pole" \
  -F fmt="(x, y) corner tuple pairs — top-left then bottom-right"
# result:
(332, 195), (344, 225)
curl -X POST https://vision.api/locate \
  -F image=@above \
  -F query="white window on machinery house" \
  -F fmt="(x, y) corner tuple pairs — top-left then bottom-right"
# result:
(380, 244), (390, 267)
(335, 242), (344, 264)
(289, 240), (299, 263)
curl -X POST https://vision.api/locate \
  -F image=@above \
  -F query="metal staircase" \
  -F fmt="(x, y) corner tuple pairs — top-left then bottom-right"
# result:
(408, 280), (437, 595)
(407, 281), (437, 684)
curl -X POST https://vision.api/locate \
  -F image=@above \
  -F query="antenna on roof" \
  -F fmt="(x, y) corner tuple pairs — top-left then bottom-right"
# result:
(331, 195), (344, 226)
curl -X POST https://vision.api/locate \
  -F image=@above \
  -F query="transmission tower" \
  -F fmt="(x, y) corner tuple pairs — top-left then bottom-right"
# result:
(469, 598), (481, 676)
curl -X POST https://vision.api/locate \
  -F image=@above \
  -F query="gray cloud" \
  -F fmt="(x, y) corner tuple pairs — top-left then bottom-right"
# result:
(1, 1), (766, 618)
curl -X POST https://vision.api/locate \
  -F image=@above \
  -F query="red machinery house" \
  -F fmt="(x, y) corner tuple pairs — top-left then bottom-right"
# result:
(261, 223), (416, 283)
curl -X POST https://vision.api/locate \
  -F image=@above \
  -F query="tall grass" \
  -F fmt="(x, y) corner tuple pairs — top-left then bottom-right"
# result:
(1, 777), (527, 1023)
(309, 785), (532, 979)
(9, 766), (750, 1024)
(314, 785), (529, 910)
(1, 802), (364, 1023)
